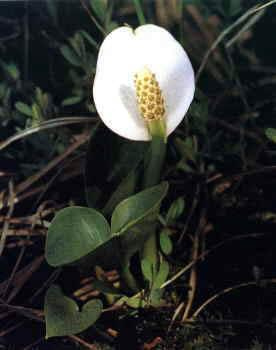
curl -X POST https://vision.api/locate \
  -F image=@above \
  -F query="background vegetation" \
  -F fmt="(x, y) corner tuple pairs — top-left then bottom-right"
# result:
(1, 0), (276, 349)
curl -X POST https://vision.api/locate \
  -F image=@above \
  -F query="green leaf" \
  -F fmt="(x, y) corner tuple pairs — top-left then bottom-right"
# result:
(31, 103), (42, 124)
(125, 294), (146, 308)
(46, 206), (111, 267)
(45, 285), (102, 338)
(61, 96), (83, 106)
(175, 137), (197, 163)
(160, 229), (173, 255)
(166, 197), (185, 223)
(153, 260), (169, 289)
(79, 30), (99, 49)
(5, 62), (20, 80)
(90, 0), (107, 22)
(265, 128), (276, 143)
(15, 102), (33, 117)
(111, 182), (169, 235)
(149, 288), (164, 307)
(60, 45), (81, 67)
(141, 258), (154, 283)
(69, 32), (86, 60)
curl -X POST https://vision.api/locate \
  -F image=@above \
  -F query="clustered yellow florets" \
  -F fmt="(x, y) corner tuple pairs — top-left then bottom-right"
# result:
(134, 67), (165, 122)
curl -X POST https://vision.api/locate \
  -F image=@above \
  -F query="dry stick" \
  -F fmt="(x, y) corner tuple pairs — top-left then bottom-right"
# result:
(208, 116), (264, 145)
(206, 165), (276, 186)
(0, 205), (60, 226)
(11, 166), (82, 208)
(0, 302), (100, 350)
(169, 302), (185, 331)
(0, 320), (27, 337)
(70, 335), (99, 350)
(15, 133), (89, 195)
(161, 232), (270, 290)
(0, 116), (95, 151)
(31, 152), (85, 211)
(177, 184), (200, 245)
(7, 255), (44, 303)
(0, 132), (90, 209)
(0, 180), (15, 256)
(226, 9), (265, 48)
(0, 255), (43, 295)
(182, 319), (276, 327)
(182, 208), (206, 321)
(191, 278), (276, 319)
(196, 0), (276, 82)
(125, 233), (271, 309)
(22, 337), (44, 350)
(2, 202), (50, 301)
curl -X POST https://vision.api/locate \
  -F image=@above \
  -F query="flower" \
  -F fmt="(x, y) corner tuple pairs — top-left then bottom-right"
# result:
(93, 24), (195, 141)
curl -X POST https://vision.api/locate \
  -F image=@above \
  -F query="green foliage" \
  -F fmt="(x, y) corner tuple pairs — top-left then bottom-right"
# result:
(265, 128), (276, 143)
(45, 285), (102, 338)
(111, 182), (168, 235)
(46, 206), (111, 267)
(166, 197), (185, 224)
(1, 1), (276, 348)
(46, 182), (168, 268)
(159, 228), (173, 255)
(90, 0), (107, 22)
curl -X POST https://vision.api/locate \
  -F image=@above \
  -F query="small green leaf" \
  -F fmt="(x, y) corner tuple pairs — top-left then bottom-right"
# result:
(175, 137), (197, 163)
(61, 96), (83, 106)
(166, 197), (185, 223)
(111, 182), (169, 235)
(153, 260), (169, 289)
(79, 30), (99, 49)
(45, 285), (102, 338)
(5, 62), (20, 80)
(90, 0), (107, 22)
(69, 32), (86, 59)
(15, 102), (33, 117)
(125, 294), (146, 308)
(141, 258), (154, 283)
(46, 206), (111, 267)
(60, 45), (81, 67)
(265, 128), (276, 143)
(160, 229), (173, 255)
(31, 103), (43, 124)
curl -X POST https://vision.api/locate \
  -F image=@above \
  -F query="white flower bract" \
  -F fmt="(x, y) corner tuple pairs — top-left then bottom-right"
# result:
(93, 24), (195, 141)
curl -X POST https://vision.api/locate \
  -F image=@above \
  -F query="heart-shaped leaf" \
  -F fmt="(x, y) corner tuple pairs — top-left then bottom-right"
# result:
(46, 206), (111, 267)
(45, 285), (102, 338)
(111, 182), (169, 235)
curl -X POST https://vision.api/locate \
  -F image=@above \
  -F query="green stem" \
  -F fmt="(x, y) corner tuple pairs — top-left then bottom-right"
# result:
(121, 260), (139, 292)
(143, 134), (166, 188)
(142, 121), (167, 276)
(133, 0), (146, 25)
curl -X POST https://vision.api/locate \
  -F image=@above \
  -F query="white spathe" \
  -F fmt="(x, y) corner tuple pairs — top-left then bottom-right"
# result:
(93, 24), (195, 141)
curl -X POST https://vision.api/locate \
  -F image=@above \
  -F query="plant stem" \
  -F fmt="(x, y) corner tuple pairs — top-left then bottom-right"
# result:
(121, 261), (139, 292)
(142, 122), (166, 275)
